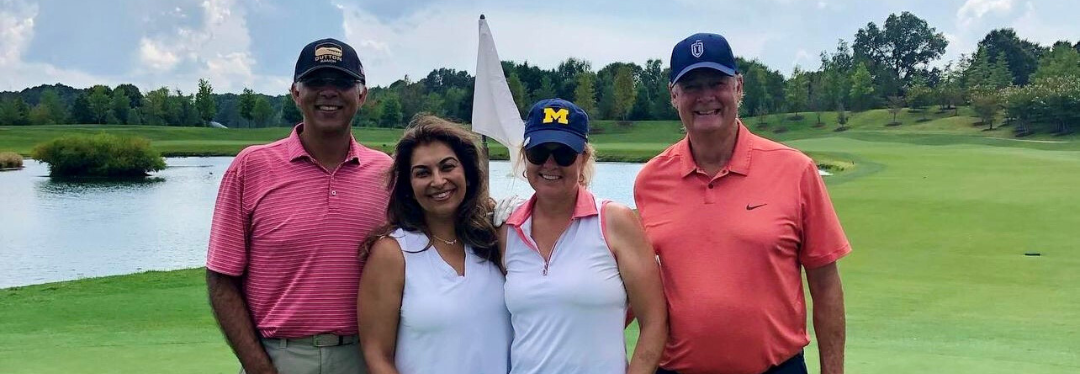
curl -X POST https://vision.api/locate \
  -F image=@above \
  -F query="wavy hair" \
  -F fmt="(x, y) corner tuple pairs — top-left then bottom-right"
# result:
(362, 115), (499, 266)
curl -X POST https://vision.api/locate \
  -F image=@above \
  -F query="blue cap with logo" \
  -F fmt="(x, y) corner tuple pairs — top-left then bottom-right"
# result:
(523, 98), (589, 153)
(294, 38), (366, 84)
(669, 33), (738, 85)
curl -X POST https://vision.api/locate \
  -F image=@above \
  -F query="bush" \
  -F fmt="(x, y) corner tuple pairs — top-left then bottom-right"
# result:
(0, 151), (23, 169)
(30, 133), (166, 177)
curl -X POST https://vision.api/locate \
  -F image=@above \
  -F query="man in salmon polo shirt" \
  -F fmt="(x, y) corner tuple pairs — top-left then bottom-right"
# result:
(634, 33), (850, 374)
(206, 38), (391, 374)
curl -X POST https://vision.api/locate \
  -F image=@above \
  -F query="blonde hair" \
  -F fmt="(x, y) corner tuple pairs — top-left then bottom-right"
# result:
(517, 142), (596, 187)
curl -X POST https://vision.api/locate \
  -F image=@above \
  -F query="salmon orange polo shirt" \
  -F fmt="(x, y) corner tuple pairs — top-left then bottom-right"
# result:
(634, 121), (851, 374)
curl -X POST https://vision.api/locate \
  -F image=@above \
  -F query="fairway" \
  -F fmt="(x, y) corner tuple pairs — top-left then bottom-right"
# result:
(2, 130), (1079, 372)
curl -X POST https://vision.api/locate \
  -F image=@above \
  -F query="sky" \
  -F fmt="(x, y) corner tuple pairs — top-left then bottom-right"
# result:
(0, 0), (1076, 94)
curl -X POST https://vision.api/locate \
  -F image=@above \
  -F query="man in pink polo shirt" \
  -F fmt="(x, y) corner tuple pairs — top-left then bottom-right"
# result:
(634, 33), (850, 374)
(206, 38), (391, 374)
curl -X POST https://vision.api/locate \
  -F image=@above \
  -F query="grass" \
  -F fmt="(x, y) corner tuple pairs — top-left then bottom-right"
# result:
(3, 111), (1080, 372)
(0, 151), (22, 169)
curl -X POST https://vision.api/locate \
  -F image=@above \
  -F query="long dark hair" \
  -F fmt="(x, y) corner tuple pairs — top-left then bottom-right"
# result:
(362, 115), (499, 266)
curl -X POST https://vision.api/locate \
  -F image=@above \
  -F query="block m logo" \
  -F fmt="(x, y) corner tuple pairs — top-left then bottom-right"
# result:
(542, 107), (570, 125)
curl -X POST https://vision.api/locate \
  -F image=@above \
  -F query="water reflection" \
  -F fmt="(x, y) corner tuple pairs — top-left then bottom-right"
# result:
(36, 177), (166, 196)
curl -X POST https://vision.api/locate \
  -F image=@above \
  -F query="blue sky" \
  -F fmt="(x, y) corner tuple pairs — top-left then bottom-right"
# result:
(0, 0), (1075, 94)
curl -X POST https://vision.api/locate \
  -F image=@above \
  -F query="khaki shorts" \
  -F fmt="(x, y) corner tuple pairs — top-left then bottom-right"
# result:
(240, 334), (366, 374)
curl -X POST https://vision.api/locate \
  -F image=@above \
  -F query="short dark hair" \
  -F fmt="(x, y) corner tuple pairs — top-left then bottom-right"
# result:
(362, 115), (499, 266)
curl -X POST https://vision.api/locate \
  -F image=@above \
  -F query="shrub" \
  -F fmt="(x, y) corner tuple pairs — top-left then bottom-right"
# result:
(30, 133), (166, 177)
(0, 151), (23, 169)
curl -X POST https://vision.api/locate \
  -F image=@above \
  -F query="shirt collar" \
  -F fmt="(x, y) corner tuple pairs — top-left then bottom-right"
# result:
(506, 187), (598, 227)
(286, 123), (363, 165)
(676, 119), (754, 178)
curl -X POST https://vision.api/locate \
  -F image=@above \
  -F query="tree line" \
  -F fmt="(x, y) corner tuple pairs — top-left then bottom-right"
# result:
(1, 11), (1078, 135)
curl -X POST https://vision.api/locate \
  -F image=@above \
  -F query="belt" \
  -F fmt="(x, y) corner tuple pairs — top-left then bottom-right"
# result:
(263, 334), (359, 348)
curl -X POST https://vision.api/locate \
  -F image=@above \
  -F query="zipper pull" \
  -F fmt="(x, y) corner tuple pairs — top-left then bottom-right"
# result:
(542, 263), (549, 276)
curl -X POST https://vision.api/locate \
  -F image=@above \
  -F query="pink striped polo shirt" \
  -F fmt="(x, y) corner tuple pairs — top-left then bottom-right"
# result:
(206, 124), (391, 338)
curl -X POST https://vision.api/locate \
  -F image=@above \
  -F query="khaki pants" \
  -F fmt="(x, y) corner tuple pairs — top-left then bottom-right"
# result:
(240, 334), (366, 374)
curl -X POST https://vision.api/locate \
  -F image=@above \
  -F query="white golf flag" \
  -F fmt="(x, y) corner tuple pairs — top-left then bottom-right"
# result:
(472, 15), (524, 178)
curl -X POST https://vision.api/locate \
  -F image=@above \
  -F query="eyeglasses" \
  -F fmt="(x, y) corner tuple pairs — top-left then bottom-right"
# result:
(525, 143), (579, 167)
(300, 77), (362, 90)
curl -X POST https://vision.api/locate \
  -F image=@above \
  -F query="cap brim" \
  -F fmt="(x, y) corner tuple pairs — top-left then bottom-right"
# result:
(295, 66), (365, 83)
(523, 129), (586, 153)
(671, 62), (736, 85)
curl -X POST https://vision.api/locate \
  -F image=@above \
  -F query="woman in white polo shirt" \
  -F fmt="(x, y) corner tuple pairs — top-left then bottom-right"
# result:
(500, 98), (667, 374)
(358, 115), (511, 374)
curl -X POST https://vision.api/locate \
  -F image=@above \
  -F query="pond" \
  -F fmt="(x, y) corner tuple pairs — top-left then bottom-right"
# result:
(0, 158), (643, 288)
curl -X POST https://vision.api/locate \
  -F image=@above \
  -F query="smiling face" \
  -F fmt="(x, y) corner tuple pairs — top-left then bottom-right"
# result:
(670, 69), (743, 136)
(525, 142), (584, 201)
(290, 69), (366, 134)
(409, 141), (467, 221)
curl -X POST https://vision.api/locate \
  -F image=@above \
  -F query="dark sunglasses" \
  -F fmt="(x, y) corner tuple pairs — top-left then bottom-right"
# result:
(300, 77), (362, 90)
(525, 144), (579, 167)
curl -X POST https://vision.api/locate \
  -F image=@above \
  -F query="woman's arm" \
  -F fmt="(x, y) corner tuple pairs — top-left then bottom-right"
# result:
(603, 203), (667, 374)
(357, 237), (406, 374)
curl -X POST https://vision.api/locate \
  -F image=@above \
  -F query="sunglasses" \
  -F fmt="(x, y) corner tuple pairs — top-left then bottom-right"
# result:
(300, 77), (362, 90)
(525, 143), (579, 167)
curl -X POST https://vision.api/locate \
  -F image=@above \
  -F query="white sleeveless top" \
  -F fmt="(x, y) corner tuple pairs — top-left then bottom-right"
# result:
(503, 195), (628, 374)
(390, 228), (512, 374)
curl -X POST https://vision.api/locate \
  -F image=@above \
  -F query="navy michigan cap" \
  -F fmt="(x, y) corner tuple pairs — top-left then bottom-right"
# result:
(523, 98), (590, 153)
(293, 38), (366, 84)
(669, 33), (738, 85)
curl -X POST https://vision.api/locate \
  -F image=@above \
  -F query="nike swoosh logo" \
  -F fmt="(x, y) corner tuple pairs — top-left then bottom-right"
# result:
(746, 203), (767, 210)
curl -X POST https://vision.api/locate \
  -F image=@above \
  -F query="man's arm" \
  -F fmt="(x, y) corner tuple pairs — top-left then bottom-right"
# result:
(806, 262), (845, 374)
(206, 270), (277, 374)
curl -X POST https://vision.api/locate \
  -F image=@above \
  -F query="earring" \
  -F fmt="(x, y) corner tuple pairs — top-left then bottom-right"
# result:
(522, 170), (527, 178)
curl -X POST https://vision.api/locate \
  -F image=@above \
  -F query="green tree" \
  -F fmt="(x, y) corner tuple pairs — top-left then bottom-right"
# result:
(612, 66), (637, 121)
(970, 88), (1002, 130)
(239, 88), (256, 127)
(87, 85), (114, 124)
(0, 97), (30, 125)
(573, 72), (598, 117)
(975, 28), (1046, 85)
(38, 89), (67, 124)
(115, 84), (144, 109)
(29, 103), (52, 125)
(71, 93), (94, 124)
(531, 76), (557, 102)
(886, 95), (905, 125)
(281, 94), (303, 125)
(853, 11), (948, 86)
(1031, 42), (1080, 82)
(849, 63), (875, 111)
(252, 96), (273, 128)
(111, 86), (130, 124)
(142, 87), (171, 126)
(195, 78), (216, 124)
(506, 72), (528, 117)
(379, 94), (403, 127)
(783, 67), (809, 117)
(906, 82), (933, 120)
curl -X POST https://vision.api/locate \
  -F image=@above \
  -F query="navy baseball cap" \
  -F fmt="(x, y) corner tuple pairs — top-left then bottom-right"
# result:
(293, 38), (366, 84)
(523, 98), (589, 153)
(669, 33), (738, 85)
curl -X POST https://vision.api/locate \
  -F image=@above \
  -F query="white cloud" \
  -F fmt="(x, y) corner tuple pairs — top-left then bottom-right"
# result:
(957, 0), (1014, 29)
(130, 0), (271, 93)
(138, 38), (180, 71)
(0, 0), (37, 67)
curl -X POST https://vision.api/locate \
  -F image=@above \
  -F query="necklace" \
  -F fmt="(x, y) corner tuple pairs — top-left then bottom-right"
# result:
(431, 234), (458, 246)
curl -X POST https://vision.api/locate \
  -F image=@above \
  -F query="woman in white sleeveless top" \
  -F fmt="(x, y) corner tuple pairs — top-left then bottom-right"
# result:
(500, 99), (667, 374)
(358, 116), (511, 374)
